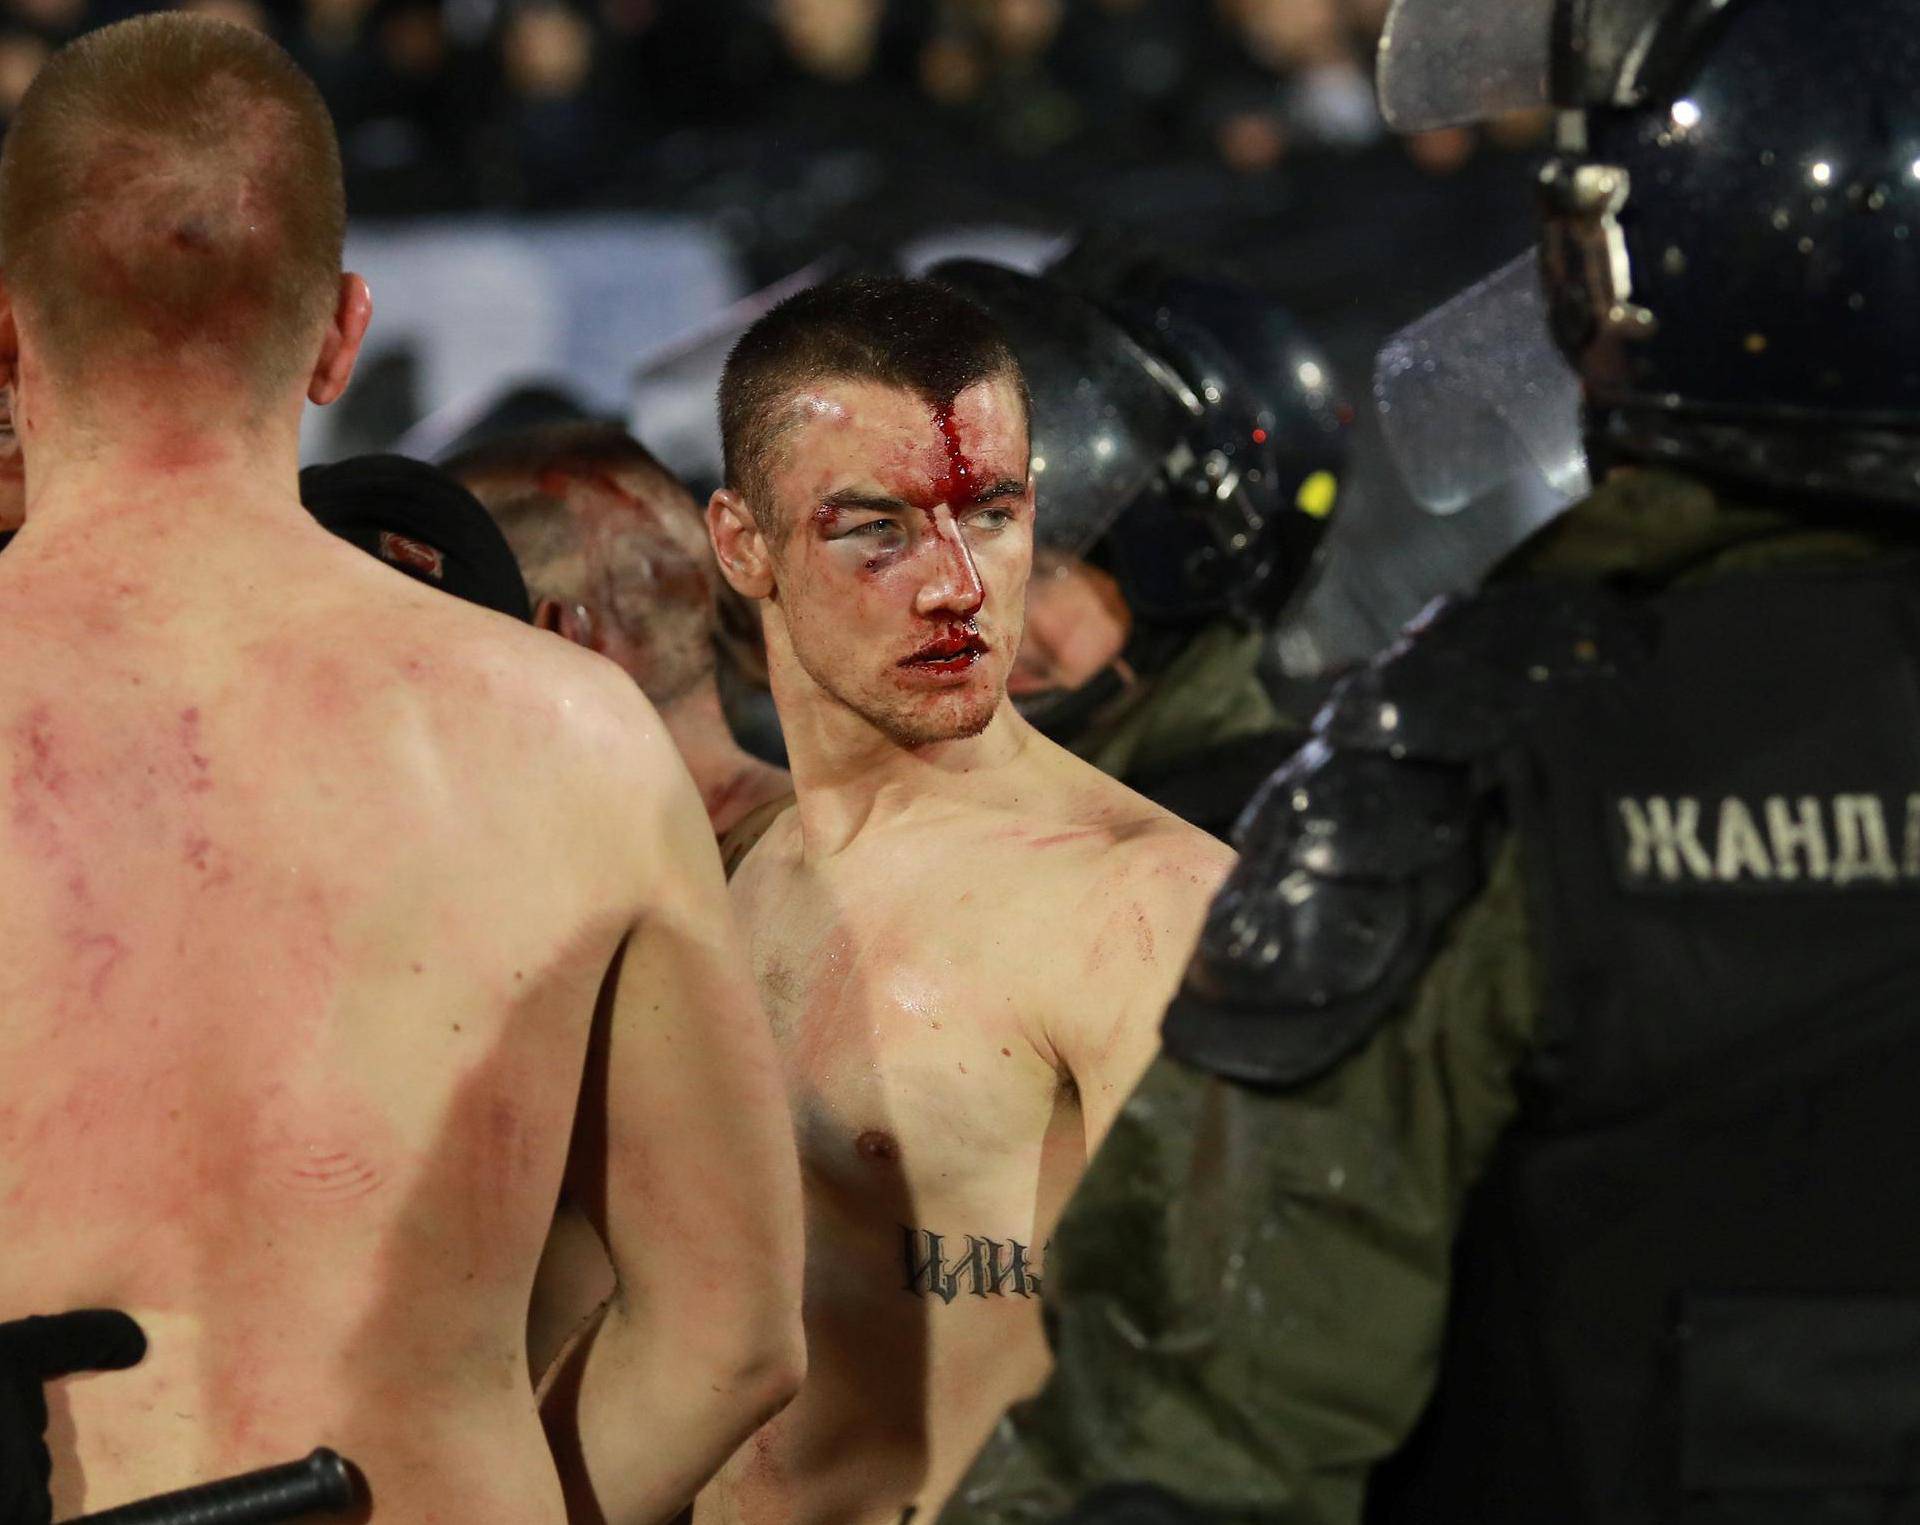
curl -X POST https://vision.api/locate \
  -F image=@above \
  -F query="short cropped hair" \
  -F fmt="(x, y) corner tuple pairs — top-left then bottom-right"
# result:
(446, 420), (692, 602)
(449, 422), (723, 704)
(718, 275), (1030, 537)
(444, 420), (675, 493)
(0, 15), (345, 398)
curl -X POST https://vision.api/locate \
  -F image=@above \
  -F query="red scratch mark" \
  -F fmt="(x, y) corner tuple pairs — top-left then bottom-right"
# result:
(477, 1096), (537, 1219)
(179, 707), (213, 792)
(1028, 829), (1107, 850)
(182, 834), (232, 889)
(12, 705), (71, 840)
(24, 709), (65, 792)
(69, 931), (126, 1004)
(281, 1147), (387, 1203)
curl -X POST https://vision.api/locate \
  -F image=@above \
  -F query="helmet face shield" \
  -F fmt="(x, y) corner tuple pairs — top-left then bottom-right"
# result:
(1376, 0), (1556, 131)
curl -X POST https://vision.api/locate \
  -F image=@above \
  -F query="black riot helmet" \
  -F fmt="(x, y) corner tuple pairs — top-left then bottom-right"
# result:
(929, 257), (1350, 628)
(1380, 0), (1920, 508)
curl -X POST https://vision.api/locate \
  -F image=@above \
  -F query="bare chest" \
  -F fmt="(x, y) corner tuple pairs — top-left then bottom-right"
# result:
(747, 881), (1071, 1203)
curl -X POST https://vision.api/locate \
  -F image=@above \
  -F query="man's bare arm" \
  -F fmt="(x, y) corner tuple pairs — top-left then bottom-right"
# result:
(1055, 829), (1236, 1149)
(544, 718), (806, 1525)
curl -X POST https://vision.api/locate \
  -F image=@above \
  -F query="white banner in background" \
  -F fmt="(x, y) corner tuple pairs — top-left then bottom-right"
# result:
(301, 215), (746, 464)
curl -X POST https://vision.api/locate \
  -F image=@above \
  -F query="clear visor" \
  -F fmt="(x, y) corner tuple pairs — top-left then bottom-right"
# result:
(1372, 250), (1589, 516)
(1376, 0), (1555, 131)
(1277, 255), (1587, 676)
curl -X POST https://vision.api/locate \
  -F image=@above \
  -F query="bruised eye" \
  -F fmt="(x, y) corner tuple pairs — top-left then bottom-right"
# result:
(837, 519), (903, 541)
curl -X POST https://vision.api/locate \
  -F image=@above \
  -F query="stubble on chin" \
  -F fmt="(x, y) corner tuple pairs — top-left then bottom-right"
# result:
(792, 629), (1004, 749)
(833, 671), (1000, 748)
(871, 695), (998, 749)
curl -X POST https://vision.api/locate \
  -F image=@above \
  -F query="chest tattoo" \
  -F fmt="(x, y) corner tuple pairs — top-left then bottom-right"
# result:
(901, 1225), (1047, 1303)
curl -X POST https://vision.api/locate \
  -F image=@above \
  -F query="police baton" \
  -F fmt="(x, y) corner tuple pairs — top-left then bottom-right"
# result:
(66, 1447), (358, 1524)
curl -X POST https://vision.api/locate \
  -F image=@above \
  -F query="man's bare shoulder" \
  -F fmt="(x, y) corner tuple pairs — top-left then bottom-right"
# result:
(280, 563), (696, 896)
(1072, 796), (1234, 960)
(1003, 732), (1235, 887)
(983, 736), (1233, 1119)
(366, 576), (673, 766)
(987, 738), (1234, 990)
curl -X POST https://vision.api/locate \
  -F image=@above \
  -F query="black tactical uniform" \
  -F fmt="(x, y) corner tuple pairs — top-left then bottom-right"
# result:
(940, 3), (1920, 1522)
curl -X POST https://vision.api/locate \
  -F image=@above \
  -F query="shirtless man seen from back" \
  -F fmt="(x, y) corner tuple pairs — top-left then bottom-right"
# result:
(0, 19), (801, 1523)
(698, 277), (1235, 1525)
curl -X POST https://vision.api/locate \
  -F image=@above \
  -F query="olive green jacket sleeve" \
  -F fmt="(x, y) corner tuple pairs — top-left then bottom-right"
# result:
(940, 840), (1541, 1525)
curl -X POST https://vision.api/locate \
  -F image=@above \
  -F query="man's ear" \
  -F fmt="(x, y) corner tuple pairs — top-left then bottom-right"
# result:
(0, 276), (19, 395)
(707, 488), (775, 600)
(308, 273), (374, 407)
(533, 596), (598, 651)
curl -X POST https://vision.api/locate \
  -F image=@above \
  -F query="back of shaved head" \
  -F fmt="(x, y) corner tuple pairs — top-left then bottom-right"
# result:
(0, 15), (345, 400)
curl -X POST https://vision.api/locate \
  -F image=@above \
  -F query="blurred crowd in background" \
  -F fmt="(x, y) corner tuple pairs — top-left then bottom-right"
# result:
(0, 0), (1544, 235)
(0, 0), (1554, 593)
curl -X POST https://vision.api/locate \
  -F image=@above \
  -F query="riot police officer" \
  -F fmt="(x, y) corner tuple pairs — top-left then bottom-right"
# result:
(940, 2), (1920, 1521)
(932, 254), (1349, 839)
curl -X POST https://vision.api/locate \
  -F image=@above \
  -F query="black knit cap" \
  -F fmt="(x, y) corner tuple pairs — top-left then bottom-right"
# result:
(301, 453), (532, 623)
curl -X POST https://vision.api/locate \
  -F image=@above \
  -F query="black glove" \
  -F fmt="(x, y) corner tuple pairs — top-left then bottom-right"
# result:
(0, 1310), (146, 1525)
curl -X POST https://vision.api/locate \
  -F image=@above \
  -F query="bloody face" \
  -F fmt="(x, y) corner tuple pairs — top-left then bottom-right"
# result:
(760, 374), (1034, 748)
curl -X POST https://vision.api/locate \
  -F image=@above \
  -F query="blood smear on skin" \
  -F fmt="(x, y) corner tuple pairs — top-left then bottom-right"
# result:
(928, 402), (977, 510)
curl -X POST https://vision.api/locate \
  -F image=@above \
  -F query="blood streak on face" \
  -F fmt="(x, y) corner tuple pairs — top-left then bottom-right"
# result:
(927, 400), (977, 512)
(771, 376), (1033, 747)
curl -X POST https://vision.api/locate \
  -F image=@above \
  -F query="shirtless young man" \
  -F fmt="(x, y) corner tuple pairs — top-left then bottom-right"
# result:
(449, 422), (792, 848)
(698, 277), (1235, 1525)
(0, 19), (802, 1523)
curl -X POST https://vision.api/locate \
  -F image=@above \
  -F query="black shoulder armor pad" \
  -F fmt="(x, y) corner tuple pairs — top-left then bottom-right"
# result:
(1164, 582), (1648, 1089)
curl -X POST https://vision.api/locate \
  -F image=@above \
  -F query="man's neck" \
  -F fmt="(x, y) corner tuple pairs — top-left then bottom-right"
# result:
(20, 425), (303, 541)
(774, 669), (1035, 859)
(656, 680), (792, 836)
